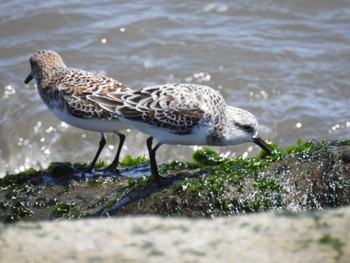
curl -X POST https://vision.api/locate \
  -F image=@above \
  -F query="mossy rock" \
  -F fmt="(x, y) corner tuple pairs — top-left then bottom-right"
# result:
(1, 140), (350, 222)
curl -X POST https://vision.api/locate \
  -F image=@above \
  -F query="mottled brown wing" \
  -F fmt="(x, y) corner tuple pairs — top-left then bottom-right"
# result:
(56, 69), (128, 119)
(117, 89), (205, 134)
(62, 93), (115, 119)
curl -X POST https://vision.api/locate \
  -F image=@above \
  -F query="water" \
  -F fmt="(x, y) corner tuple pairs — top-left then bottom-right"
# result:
(1, 0), (349, 176)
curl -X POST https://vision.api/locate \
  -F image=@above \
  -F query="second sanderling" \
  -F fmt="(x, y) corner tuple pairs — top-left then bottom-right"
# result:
(24, 50), (131, 172)
(88, 83), (272, 182)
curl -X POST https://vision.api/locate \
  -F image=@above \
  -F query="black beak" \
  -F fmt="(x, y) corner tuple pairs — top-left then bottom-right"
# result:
(253, 136), (273, 155)
(24, 73), (33, 84)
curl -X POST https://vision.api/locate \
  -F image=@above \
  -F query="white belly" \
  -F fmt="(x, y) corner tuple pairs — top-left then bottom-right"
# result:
(51, 107), (129, 132)
(121, 117), (210, 146)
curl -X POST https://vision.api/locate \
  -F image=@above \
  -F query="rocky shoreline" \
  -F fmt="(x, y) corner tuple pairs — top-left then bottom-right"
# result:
(1, 140), (349, 221)
(0, 140), (350, 262)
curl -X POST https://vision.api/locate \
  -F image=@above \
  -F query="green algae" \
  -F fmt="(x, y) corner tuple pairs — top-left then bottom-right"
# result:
(120, 155), (149, 167)
(160, 141), (284, 215)
(94, 160), (107, 169)
(160, 161), (199, 173)
(115, 139), (350, 217)
(319, 233), (344, 250)
(192, 148), (225, 166)
(0, 161), (128, 221)
(0, 168), (43, 187)
(87, 179), (103, 188)
(127, 175), (154, 188)
(319, 233), (345, 260)
(51, 202), (82, 219)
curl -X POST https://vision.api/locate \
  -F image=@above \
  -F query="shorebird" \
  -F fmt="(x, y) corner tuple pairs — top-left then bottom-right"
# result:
(88, 83), (272, 182)
(24, 50), (131, 172)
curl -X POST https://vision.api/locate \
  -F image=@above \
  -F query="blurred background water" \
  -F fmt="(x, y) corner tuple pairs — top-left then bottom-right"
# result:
(0, 0), (349, 176)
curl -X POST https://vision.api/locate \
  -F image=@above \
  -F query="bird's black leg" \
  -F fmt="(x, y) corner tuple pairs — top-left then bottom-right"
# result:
(86, 132), (106, 172)
(104, 132), (125, 171)
(146, 136), (161, 182)
(146, 137), (175, 186)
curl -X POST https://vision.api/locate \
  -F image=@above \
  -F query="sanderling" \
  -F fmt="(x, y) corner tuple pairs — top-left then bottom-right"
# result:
(88, 83), (272, 182)
(24, 50), (131, 172)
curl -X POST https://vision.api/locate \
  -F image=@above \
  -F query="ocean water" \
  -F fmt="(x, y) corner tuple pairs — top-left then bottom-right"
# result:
(1, 0), (349, 176)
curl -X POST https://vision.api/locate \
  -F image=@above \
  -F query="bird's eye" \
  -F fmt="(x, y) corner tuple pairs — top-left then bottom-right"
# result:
(242, 124), (253, 132)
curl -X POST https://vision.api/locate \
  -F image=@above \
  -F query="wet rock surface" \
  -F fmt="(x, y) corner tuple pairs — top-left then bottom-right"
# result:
(0, 140), (349, 221)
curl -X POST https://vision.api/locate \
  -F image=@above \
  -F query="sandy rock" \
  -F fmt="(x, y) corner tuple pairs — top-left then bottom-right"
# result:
(0, 206), (349, 263)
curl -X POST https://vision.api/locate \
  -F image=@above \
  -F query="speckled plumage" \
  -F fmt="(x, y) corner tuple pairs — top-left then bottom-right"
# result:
(91, 84), (227, 140)
(88, 83), (272, 182)
(24, 50), (131, 171)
